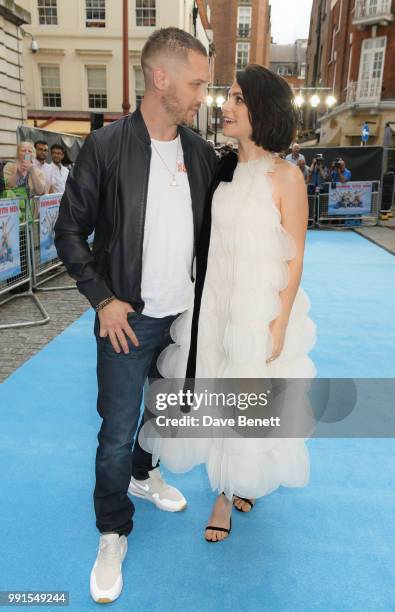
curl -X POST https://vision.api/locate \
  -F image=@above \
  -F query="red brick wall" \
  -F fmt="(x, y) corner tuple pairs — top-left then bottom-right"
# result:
(209, 0), (270, 87)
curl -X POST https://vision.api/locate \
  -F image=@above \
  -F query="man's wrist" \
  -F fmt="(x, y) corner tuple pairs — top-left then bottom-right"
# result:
(95, 295), (116, 312)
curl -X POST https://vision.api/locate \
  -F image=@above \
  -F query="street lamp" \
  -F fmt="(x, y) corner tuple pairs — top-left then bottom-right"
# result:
(310, 94), (320, 108)
(295, 94), (305, 108)
(325, 95), (337, 108)
(213, 95), (226, 145)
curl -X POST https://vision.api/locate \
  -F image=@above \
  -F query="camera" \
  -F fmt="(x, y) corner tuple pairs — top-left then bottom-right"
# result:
(334, 157), (341, 168)
(316, 153), (323, 165)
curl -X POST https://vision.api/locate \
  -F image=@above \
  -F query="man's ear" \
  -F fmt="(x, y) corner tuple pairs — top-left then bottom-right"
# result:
(152, 67), (168, 91)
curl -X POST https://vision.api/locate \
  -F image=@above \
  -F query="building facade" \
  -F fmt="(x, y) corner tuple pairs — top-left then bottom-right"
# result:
(0, 0), (31, 159)
(270, 38), (307, 90)
(208, 0), (271, 87)
(17, 0), (212, 135)
(306, 0), (395, 146)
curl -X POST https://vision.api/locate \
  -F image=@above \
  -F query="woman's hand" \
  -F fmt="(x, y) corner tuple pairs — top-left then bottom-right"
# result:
(266, 317), (288, 363)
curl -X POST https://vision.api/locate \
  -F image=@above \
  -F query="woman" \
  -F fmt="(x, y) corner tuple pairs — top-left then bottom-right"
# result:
(141, 65), (317, 542)
(2, 141), (46, 222)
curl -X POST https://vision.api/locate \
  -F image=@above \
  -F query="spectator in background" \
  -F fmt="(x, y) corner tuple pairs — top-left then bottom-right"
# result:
(297, 158), (310, 184)
(2, 142), (46, 221)
(34, 140), (54, 194)
(50, 144), (69, 193)
(308, 154), (329, 194)
(0, 160), (5, 194)
(330, 158), (351, 183)
(383, 122), (393, 148)
(285, 143), (305, 165)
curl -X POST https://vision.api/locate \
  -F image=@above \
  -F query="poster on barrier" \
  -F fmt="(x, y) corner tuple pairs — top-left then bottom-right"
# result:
(39, 193), (61, 264)
(328, 181), (373, 216)
(0, 199), (21, 282)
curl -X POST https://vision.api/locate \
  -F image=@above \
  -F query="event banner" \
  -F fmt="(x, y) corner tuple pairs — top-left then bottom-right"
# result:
(0, 198), (21, 282)
(39, 193), (95, 264)
(328, 181), (373, 216)
(39, 194), (61, 264)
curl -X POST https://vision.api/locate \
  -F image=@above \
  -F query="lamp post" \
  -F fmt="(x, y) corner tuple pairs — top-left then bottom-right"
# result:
(122, 0), (130, 116)
(206, 94), (213, 140)
(214, 95), (225, 146)
(293, 88), (337, 138)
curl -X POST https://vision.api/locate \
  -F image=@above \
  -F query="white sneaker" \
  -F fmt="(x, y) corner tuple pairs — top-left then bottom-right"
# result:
(90, 533), (127, 604)
(128, 467), (187, 512)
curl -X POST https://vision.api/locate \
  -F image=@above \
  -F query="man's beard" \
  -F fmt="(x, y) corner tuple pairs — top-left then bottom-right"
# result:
(162, 88), (192, 126)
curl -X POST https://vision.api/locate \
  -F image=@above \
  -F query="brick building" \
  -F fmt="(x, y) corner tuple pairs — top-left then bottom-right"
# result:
(270, 39), (307, 90)
(209, 0), (271, 87)
(306, 0), (395, 146)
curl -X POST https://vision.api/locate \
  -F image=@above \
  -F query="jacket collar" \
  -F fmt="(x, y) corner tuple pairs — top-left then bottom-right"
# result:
(129, 108), (190, 148)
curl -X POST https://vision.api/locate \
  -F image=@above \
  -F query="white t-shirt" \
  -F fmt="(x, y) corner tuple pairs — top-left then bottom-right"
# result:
(141, 135), (194, 318)
(33, 159), (54, 193)
(51, 162), (69, 193)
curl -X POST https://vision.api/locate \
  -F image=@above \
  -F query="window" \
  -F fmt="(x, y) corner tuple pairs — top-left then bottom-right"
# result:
(134, 67), (145, 108)
(357, 36), (386, 101)
(237, 6), (252, 37)
(40, 65), (61, 107)
(86, 0), (106, 28)
(236, 42), (250, 69)
(299, 63), (306, 79)
(38, 0), (58, 25)
(87, 67), (107, 109)
(136, 0), (156, 27)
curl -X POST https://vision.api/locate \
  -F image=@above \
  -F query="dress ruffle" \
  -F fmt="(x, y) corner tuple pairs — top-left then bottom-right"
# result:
(140, 154), (317, 500)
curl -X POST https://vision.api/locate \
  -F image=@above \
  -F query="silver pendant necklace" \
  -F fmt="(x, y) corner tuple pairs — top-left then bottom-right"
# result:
(151, 135), (180, 187)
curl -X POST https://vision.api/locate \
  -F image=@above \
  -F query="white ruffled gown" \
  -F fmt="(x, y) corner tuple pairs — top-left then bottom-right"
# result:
(142, 153), (317, 501)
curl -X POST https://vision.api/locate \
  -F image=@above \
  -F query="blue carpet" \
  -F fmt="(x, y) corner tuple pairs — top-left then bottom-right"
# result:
(0, 230), (394, 611)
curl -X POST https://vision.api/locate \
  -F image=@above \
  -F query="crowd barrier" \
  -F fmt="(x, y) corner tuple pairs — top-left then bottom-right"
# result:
(0, 197), (49, 330)
(0, 180), (387, 328)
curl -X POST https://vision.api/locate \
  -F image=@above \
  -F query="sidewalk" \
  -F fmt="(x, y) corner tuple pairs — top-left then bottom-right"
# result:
(353, 216), (395, 256)
(0, 271), (88, 383)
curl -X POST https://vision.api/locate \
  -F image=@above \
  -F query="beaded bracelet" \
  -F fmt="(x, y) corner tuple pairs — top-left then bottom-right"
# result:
(95, 295), (116, 312)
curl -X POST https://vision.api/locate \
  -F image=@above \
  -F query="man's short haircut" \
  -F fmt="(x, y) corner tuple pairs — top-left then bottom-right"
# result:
(51, 143), (65, 153)
(236, 65), (300, 153)
(141, 27), (207, 81)
(34, 140), (48, 148)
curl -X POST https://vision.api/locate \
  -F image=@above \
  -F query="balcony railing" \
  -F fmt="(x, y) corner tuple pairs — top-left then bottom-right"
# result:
(353, 0), (394, 27)
(345, 79), (381, 104)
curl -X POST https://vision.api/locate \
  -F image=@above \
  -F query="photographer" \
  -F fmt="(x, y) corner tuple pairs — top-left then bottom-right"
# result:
(330, 158), (351, 184)
(308, 154), (328, 193)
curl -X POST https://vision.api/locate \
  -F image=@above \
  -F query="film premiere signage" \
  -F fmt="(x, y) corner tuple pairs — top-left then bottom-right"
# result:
(0, 199), (21, 282)
(39, 194), (94, 265)
(328, 181), (373, 216)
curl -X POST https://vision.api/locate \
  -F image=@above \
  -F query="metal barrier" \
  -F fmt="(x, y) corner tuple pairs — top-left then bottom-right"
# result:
(307, 193), (316, 228)
(30, 194), (76, 292)
(0, 197), (49, 330)
(316, 182), (380, 229)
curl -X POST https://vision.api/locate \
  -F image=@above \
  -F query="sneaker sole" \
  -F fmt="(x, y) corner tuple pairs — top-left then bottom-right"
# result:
(128, 484), (187, 512)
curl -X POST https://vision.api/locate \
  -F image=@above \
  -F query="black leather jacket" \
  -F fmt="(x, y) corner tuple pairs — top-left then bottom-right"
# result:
(54, 109), (217, 311)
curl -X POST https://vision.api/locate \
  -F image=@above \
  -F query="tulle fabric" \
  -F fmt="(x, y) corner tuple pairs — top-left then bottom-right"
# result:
(141, 154), (317, 500)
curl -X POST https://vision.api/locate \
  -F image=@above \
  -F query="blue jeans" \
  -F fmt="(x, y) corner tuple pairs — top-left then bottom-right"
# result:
(93, 310), (178, 536)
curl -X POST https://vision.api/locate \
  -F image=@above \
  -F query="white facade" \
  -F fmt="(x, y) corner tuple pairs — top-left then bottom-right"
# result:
(0, 0), (31, 160)
(16, 0), (212, 134)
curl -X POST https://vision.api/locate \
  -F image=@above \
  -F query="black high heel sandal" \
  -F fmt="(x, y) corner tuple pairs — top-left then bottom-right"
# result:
(233, 496), (256, 512)
(204, 493), (232, 542)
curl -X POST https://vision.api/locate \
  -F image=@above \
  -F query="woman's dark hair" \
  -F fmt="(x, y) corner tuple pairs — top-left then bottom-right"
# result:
(236, 64), (300, 152)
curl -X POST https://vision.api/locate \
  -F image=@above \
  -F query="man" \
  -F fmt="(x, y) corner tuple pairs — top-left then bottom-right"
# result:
(309, 155), (329, 194)
(54, 27), (216, 604)
(297, 158), (309, 184)
(50, 144), (69, 193)
(33, 140), (54, 194)
(285, 143), (305, 165)
(330, 158), (351, 183)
